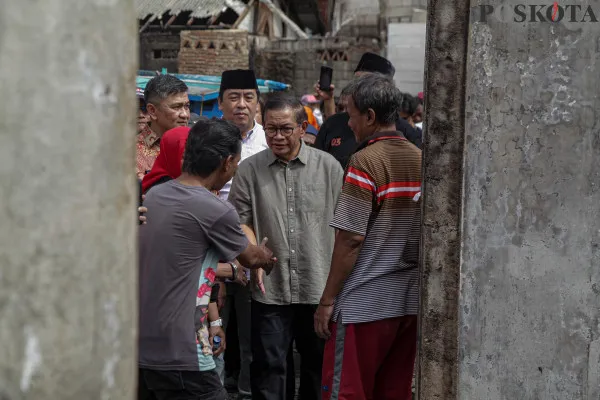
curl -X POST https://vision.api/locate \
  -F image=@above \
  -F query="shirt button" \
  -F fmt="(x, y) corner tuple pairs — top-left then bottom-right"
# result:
(290, 229), (294, 233)
(291, 250), (296, 254)
(288, 188), (293, 192)
(292, 270), (297, 274)
(289, 208), (293, 212)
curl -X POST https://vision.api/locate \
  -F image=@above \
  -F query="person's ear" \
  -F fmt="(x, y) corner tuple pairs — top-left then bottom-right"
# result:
(366, 108), (376, 126)
(224, 155), (234, 171)
(300, 121), (308, 137)
(146, 103), (158, 121)
(218, 97), (223, 111)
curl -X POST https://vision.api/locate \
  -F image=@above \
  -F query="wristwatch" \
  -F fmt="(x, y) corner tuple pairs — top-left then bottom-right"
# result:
(210, 318), (223, 327)
(229, 262), (238, 280)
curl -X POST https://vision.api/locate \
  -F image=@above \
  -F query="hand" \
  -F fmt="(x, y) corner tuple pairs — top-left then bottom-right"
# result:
(217, 283), (227, 310)
(259, 237), (277, 275)
(314, 82), (335, 101)
(314, 302), (334, 340)
(233, 262), (249, 287)
(251, 268), (266, 294)
(209, 326), (226, 357)
(139, 195), (147, 224)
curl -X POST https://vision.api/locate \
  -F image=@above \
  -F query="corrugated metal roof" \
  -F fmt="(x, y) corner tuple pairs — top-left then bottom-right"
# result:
(136, 0), (228, 20)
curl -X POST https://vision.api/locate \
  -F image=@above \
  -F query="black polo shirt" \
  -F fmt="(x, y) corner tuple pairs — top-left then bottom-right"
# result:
(315, 112), (423, 169)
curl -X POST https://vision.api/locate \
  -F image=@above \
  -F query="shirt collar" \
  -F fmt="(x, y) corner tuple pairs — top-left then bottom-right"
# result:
(267, 140), (309, 166)
(242, 121), (258, 143)
(138, 126), (160, 148)
(355, 131), (406, 152)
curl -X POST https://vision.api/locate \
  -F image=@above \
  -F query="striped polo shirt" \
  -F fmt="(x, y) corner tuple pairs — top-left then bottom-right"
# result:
(330, 131), (422, 324)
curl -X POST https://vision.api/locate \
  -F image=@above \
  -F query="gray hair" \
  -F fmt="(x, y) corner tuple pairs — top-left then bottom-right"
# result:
(341, 74), (402, 126)
(144, 75), (188, 105)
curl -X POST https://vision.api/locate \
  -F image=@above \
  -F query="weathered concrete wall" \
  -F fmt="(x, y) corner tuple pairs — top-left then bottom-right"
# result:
(417, 0), (468, 398)
(387, 23), (426, 94)
(420, 0), (600, 399)
(459, 2), (600, 399)
(0, 1), (138, 399)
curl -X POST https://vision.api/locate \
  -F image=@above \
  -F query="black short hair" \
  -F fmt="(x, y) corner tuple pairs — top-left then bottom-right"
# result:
(182, 119), (242, 178)
(262, 93), (307, 125)
(341, 74), (402, 126)
(400, 93), (418, 116)
(144, 75), (188, 105)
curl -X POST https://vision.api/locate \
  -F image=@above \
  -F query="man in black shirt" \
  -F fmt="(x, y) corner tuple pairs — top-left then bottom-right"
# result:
(315, 52), (422, 169)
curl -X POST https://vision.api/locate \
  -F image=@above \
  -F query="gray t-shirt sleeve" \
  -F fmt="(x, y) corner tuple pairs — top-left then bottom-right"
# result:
(207, 207), (249, 262)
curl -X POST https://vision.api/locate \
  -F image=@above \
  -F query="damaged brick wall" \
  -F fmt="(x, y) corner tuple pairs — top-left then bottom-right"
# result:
(253, 37), (380, 97)
(179, 30), (249, 75)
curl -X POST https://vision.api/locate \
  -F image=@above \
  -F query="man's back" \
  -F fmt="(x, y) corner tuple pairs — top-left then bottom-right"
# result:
(331, 135), (422, 325)
(139, 180), (248, 370)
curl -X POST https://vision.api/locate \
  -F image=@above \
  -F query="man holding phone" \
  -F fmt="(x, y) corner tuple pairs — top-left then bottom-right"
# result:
(314, 52), (423, 169)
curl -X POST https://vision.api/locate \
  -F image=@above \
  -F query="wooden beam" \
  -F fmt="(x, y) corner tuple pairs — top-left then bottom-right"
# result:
(139, 15), (157, 33)
(165, 14), (177, 28)
(310, 0), (326, 36)
(256, 4), (269, 35)
(232, 0), (256, 29)
(268, 11), (275, 39)
(259, 0), (308, 39)
(144, 24), (232, 31)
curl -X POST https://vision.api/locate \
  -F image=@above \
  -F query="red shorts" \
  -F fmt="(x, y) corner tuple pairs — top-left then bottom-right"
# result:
(321, 315), (417, 400)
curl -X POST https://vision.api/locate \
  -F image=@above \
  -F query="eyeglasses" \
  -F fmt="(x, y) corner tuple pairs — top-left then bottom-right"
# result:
(265, 125), (300, 138)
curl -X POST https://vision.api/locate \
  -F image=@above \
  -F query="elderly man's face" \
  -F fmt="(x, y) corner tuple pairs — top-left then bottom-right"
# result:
(147, 92), (190, 135)
(346, 97), (374, 142)
(264, 107), (307, 161)
(219, 89), (258, 133)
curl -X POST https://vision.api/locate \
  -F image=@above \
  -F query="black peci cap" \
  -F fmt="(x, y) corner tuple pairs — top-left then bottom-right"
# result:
(219, 69), (259, 97)
(354, 52), (396, 77)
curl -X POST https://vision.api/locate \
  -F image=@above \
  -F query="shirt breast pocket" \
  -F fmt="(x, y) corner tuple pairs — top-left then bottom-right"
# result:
(300, 183), (328, 212)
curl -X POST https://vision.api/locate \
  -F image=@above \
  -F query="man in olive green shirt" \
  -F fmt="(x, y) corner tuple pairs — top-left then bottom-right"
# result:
(228, 94), (343, 400)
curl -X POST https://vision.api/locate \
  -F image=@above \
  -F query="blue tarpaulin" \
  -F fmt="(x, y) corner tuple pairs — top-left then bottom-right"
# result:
(136, 70), (289, 102)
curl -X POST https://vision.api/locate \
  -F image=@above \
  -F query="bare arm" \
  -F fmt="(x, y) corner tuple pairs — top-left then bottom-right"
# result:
(208, 302), (225, 356)
(315, 230), (364, 339)
(241, 224), (258, 245)
(320, 230), (365, 305)
(241, 224), (267, 294)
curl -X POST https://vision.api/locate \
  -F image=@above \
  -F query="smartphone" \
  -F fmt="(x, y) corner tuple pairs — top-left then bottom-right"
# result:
(319, 66), (333, 91)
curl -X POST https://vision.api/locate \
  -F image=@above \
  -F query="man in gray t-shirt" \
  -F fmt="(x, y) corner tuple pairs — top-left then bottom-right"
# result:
(138, 119), (276, 400)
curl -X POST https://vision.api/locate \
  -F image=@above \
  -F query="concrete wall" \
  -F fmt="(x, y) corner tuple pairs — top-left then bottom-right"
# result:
(459, 5), (600, 399)
(387, 23), (426, 94)
(0, 0), (138, 399)
(419, 0), (600, 399)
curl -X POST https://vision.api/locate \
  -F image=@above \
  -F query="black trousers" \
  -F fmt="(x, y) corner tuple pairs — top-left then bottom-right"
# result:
(250, 301), (325, 400)
(138, 368), (227, 400)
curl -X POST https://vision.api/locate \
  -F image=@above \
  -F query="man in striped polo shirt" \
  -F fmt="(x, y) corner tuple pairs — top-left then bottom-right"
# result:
(315, 74), (422, 400)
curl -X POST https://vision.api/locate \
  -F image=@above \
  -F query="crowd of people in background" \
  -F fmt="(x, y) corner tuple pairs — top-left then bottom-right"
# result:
(135, 52), (422, 400)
